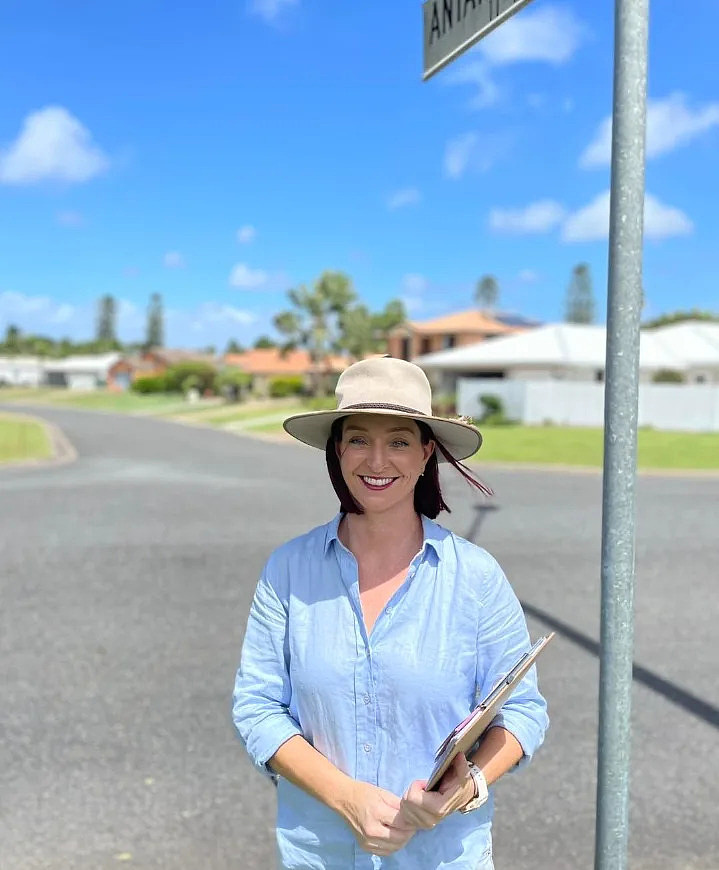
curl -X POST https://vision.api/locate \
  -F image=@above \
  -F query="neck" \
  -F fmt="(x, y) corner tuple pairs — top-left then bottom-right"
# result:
(341, 500), (424, 556)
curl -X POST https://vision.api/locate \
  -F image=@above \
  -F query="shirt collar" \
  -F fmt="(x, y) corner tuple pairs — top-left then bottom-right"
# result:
(324, 512), (446, 561)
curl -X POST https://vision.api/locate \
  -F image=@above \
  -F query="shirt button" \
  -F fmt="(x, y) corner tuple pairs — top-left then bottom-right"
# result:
(385, 607), (392, 615)
(363, 743), (372, 753)
(363, 693), (371, 705)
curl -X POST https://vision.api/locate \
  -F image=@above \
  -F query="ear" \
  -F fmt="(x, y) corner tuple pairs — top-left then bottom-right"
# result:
(423, 439), (436, 464)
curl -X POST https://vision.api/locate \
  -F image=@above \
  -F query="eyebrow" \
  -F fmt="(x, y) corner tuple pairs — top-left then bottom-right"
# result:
(344, 426), (415, 435)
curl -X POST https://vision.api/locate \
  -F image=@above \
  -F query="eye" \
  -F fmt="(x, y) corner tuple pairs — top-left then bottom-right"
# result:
(347, 436), (367, 446)
(391, 439), (410, 448)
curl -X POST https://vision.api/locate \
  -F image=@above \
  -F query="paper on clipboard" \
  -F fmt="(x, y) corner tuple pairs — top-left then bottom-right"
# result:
(425, 632), (554, 791)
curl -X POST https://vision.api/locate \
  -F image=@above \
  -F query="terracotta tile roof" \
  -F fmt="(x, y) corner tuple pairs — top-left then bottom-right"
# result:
(394, 309), (521, 335)
(223, 348), (349, 375)
(145, 348), (218, 366)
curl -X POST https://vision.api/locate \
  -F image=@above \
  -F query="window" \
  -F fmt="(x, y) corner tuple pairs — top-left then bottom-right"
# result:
(400, 337), (410, 361)
(442, 334), (456, 350)
(420, 338), (431, 355)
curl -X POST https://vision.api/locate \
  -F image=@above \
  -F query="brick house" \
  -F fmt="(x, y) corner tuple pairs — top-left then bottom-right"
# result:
(387, 310), (523, 361)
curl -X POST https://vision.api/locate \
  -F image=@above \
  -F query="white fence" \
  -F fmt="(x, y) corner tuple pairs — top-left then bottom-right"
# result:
(458, 378), (719, 432)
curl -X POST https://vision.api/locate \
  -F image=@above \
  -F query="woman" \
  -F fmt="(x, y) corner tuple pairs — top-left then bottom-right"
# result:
(233, 356), (548, 869)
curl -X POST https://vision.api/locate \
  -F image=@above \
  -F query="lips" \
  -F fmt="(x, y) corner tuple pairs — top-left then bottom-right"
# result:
(360, 475), (397, 491)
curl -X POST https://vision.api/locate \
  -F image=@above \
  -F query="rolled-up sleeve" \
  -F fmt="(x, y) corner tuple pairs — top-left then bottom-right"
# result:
(475, 558), (549, 770)
(232, 559), (303, 777)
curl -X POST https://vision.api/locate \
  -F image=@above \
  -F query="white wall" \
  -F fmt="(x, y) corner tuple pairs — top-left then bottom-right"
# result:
(0, 357), (43, 387)
(458, 377), (719, 432)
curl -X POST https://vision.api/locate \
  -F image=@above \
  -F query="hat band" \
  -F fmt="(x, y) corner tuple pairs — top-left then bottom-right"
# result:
(342, 402), (427, 415)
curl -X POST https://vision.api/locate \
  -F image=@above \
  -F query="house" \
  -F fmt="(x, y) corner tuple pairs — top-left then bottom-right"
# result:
(43, 353), (123, 390)
(0, 356), (44, 388)
(223, 348), (349, 395)
(414, 321), (719, 431)
(106, 348), (221, 390)
(414, 323), (678, 389)
(387, 309), (524, 361)
(645, 321), (719, 384)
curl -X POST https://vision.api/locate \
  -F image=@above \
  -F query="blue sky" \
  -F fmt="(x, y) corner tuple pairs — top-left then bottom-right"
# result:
(1, 0), (717, 349)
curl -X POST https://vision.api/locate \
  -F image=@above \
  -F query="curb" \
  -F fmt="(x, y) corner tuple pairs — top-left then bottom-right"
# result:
(0, 412), (78, 471)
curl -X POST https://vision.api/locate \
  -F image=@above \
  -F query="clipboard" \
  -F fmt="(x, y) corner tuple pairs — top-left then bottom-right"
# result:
(425, 632), (555, 791)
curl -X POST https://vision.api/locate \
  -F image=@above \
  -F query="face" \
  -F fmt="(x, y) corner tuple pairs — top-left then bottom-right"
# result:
(337, 414), (435, 515)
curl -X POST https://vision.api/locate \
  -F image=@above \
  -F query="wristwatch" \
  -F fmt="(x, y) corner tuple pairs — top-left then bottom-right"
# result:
(458, 762), (489, 814)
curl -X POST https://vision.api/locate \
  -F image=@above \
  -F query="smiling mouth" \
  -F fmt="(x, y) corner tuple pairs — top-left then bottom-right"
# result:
(360, 475), (398, 491)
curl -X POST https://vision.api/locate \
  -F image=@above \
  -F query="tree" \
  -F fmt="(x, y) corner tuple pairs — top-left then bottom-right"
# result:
(565, 263), (595, 324)
(253, 335), (277, 349)
(4, 324), (21, 352)
(643, 309), (719, 329)
(339, 299), (407, 359)
(273, 271), (356, 395)
(145, 293), (164, 348)
(225, 339), (244, 354)
(475, 275), (499, 311)
(96, 295), (117, 345)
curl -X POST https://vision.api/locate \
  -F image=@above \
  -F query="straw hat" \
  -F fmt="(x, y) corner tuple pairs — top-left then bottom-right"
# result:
(283, 356), (482, 461)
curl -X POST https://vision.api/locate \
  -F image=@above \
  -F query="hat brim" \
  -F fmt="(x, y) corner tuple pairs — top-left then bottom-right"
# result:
(283, 407), (482, 462)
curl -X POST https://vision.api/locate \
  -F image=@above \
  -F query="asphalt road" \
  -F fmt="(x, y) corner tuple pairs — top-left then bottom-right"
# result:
(1, 405), (717, 870)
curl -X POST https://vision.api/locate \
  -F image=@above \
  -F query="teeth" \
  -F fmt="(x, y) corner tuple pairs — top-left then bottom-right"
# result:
(362, 476), (393, 486)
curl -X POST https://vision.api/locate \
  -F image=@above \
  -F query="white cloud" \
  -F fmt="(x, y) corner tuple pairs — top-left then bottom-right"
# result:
(0, 106), (109, 185)
(444, 133), (479, 179)
(0, 290), (78, 326)
(643, 194), (694, 239)
(489, 200), (566, 234)
(387, 187), (421, 210)
(163, 251), (186, 269)
(445, 60), (500, 110)
(192, 302), (257, 328)
(446, 6), (587, 111)
(399, 274), (429, 314)
(480, 5), (587, 65)
(57, 210), (84, 227)
(561, 190), (693, 242)
(237, 225), (256, 244)
(580, 92), (719, 168)
(229, 262), (269, 288)
(518, 269), (539, 283)
(248, 0), (298, 23)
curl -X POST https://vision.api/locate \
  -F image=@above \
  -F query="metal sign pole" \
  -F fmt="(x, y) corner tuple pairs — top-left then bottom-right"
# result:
(595, 0), (649, 867)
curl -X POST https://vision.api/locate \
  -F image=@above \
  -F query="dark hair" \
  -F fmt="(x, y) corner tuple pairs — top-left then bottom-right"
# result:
(325, 417), (492, 519)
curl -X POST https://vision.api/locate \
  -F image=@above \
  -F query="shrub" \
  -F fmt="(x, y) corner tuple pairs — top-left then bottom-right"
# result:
(269, 375), (305, 398)
(131, 374), (169, 394)
(478, 393), (514, 426)
(163, 361), (217, 394)
(652, 369), (685, 384)
(215, 368), (252, 401)
(432, 393), (456, 416)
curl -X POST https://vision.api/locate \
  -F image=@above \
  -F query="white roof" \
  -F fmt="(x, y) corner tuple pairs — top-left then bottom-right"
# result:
(646, 322), (719, 368)
(43, 352), (122, 373)
(0, 356), (43, 366)
(414, 323), (683, 371)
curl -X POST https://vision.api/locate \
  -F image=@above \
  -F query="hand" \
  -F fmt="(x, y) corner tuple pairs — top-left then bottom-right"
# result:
(399, 753), (476, 830)
(338, 780), (417, 856)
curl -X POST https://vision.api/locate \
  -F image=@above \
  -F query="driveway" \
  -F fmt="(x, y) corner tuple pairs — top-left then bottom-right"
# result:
(1, 405), (717, 869)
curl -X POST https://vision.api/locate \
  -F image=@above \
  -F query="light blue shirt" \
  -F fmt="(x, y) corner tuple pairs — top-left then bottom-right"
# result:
(233, 514), (548, 870)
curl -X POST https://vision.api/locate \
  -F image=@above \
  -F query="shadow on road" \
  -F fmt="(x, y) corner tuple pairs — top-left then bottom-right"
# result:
(520, 601), (719, 730)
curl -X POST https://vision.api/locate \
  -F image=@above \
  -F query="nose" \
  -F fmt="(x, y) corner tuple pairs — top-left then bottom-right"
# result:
(367, 441), (389, 472)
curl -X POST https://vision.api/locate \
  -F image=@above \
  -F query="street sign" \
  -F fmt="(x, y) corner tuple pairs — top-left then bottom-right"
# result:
(423, 0), (535, 80)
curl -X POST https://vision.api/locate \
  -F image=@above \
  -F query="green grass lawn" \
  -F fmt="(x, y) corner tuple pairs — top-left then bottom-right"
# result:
(0, 415), (53, 463)
(0, 387), (209, 415)
(474, 425), (719, 470)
